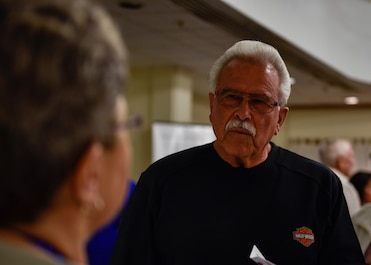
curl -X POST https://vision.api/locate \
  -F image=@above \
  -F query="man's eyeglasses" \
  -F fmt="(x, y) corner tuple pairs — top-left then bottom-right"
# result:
(214, 88), (279, 114)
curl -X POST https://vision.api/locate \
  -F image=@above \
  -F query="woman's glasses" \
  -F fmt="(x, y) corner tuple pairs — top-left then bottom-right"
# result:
(115, 115), (142, 131)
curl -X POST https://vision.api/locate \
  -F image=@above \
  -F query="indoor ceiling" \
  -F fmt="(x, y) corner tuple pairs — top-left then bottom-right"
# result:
(99, 0), (371, 108)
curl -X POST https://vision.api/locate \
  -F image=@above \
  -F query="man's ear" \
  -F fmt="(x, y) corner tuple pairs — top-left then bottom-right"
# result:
(70, 142), (104, 209)
(274, 106), (289, 135)
(209, 92), (215, 123)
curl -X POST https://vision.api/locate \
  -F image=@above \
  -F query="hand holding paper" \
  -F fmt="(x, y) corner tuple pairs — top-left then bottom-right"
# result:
(249, 245), (276, 265)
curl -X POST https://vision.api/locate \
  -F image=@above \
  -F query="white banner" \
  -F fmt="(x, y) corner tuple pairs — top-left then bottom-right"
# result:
(152, 122), (215, 162)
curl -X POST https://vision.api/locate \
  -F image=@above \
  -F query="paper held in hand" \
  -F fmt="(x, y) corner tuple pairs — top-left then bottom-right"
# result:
(249, 245), (276, 265)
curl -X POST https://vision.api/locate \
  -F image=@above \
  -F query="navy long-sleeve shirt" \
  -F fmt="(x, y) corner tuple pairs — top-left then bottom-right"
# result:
(111, 142), (365, 265)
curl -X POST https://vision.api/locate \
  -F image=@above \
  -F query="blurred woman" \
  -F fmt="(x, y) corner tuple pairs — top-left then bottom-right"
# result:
(0, 0), (133, 264)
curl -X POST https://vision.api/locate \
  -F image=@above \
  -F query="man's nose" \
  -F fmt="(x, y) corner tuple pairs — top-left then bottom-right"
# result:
(234, 98), (252, 121)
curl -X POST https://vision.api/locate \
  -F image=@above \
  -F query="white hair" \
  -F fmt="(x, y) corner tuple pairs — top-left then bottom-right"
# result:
(319, 138), (353, 167)
(209, 40), (291, 106)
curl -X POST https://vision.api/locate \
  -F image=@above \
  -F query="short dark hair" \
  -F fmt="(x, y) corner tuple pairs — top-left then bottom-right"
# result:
(0, 0), (128, 226)
(351, 171), (371, 202)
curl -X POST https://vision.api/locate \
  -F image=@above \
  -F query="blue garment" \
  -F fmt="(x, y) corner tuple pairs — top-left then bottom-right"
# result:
(87, 180), (136, 265)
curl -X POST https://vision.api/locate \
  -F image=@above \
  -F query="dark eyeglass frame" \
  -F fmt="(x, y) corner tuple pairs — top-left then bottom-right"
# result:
(115, 115), (142, 131)
(214, 88), (279, 114)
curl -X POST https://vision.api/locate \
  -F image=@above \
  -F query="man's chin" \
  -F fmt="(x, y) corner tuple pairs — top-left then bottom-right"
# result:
(227, 131), (254, 139)
(221, 135), (254, 150)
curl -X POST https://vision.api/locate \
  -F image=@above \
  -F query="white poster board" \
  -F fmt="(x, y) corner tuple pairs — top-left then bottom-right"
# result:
(152, 121), (215, 162)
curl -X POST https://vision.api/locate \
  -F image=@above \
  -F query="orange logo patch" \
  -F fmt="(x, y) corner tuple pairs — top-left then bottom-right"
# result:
(293, 226), (315, 247)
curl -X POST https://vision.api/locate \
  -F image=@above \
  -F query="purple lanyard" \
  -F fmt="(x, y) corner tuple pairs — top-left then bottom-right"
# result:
(14, 229), (67, 262)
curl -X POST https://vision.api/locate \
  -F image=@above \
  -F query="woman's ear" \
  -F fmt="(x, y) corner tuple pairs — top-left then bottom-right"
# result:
(70, 142), (104, 212)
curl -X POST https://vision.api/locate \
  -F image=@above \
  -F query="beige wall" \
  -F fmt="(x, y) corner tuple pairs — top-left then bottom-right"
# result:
(283, 108), (371, 140)
(126, 67), (371, 181)
(126, 66), (195, 181)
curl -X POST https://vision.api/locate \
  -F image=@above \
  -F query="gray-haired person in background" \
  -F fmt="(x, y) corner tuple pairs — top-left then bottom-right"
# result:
(0, 0), (134, 264)
(111, 40), (365, 265)
(319, 138), (361, 216)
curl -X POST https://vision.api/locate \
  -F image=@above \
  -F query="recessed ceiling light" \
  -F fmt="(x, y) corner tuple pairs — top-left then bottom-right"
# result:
(344, 96), (359, 105)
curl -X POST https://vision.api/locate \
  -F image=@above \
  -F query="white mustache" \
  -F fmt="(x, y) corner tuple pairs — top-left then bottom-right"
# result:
(225, 120), (256, 137)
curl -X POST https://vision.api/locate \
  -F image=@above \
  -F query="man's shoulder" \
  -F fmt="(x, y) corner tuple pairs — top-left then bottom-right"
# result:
(144, 143), (214, 175)
(274, 144), (337, 185)
(275, 145), (326, 170)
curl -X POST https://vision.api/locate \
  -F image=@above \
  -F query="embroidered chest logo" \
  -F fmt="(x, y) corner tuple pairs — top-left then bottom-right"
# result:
(293, 226), (315, 247)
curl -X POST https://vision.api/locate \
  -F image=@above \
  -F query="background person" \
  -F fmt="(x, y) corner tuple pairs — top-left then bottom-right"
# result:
(351, 171), (371, 263)
(0, 0), (133, 264)
(319, 138), (361, 216)
(110, 40), (365, 265)
(352, 203), (371, 263)
(351, 171), (371, 206)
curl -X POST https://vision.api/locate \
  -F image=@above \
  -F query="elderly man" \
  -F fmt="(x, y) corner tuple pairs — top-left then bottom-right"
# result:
(111, 40), (365, 265)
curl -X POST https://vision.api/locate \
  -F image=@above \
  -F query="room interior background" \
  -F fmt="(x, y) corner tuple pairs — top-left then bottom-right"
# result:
(127, 67), (371, 182)
(96, 0), (371, 181)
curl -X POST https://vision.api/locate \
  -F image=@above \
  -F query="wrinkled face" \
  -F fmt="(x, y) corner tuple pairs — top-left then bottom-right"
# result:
(339, 148), (355, 177)
(97, 96), (133, 227)
(209, 58), (288, 165)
